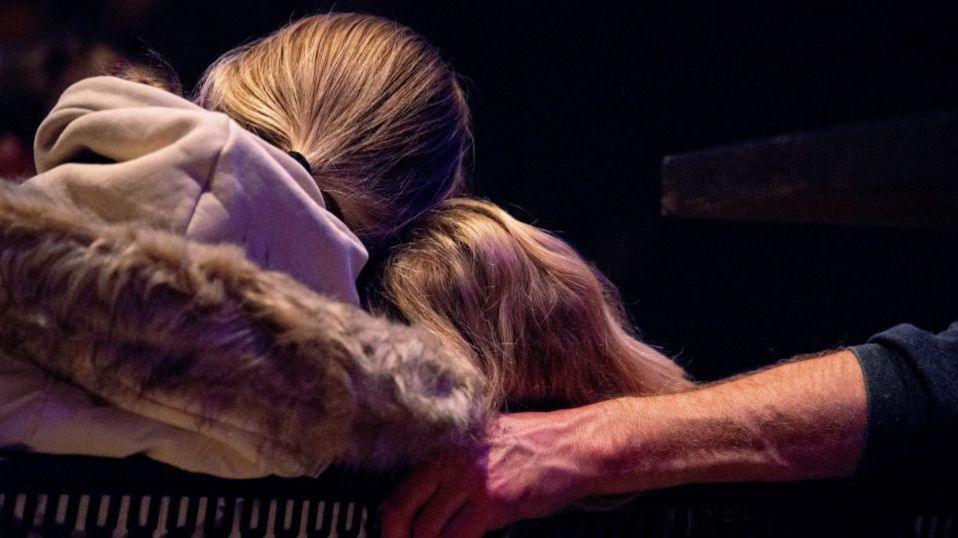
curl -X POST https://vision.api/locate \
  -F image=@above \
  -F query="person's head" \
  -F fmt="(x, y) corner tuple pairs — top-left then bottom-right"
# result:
(195, 13), (471, 252)
(370, 198), (692, 410)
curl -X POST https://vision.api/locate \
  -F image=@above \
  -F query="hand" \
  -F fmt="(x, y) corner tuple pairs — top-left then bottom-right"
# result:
(381, 411), (594, 538)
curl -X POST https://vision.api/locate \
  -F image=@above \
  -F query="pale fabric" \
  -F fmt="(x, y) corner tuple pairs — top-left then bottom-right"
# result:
(2, 76), (370, 477)
(28, 76), (367, 305)
(0, 354), (302, 478)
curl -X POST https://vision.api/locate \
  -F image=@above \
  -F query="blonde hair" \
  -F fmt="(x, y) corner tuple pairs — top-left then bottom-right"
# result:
(371, 198), (692, 410)
(195, 13), (471, 251)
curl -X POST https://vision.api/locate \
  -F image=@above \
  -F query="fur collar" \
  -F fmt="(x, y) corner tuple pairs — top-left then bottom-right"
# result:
(0, 181), (488, 475)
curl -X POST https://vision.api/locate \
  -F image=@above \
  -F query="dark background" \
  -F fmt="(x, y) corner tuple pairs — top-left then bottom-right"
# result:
(3, 1), (957, 380)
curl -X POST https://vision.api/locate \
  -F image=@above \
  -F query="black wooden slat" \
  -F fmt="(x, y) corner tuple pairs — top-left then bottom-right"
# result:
(165, 494), (199, 537)
(274, 497), (305, 538)
(337, 502), (365, 538)
(239, 497), (269, 537)
(203, 495), (236, 537)
(306, 499), (336, 538)
(126, 494), (161, 537)
(84, 493), (122, 537)
(2, 452), (958, 537)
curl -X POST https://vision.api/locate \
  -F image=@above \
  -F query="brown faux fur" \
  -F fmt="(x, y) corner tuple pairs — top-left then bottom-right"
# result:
(0, 181), (489, 474)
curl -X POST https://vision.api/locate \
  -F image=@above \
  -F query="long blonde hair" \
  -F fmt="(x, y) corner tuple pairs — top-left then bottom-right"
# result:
(195, 13), (472, 252)
(371, 198), (691, 410)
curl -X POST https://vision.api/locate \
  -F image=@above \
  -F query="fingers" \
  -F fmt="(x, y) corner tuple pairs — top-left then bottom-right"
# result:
(440, 500), (492, 538)
(381, 460), (445, 538)
(411, 473), (473, 538)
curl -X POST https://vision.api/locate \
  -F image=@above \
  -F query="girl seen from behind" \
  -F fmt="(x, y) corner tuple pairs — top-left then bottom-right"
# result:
(372, 198), (692, 412)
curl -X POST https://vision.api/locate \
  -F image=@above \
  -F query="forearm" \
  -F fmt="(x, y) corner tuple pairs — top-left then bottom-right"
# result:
(382, 350), (870, 537)
(571, 349), (868, 496)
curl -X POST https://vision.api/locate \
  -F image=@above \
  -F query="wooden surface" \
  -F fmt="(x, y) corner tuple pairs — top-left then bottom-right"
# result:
(662, 111), (958, 226)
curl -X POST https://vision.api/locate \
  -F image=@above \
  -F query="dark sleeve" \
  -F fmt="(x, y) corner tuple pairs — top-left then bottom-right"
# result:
(850, 321), (958, 480)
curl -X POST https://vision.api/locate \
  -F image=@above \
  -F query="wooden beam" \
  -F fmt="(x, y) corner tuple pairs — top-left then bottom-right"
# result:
(662, 111), (958, 226)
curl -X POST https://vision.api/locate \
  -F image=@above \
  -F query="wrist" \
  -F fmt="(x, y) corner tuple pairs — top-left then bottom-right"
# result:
(560, 397), (682, 497)
(582, 396), (695, 495)
(580, 392), (775, 495)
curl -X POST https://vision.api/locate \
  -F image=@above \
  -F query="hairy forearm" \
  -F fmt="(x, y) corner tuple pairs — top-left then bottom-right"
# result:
(569, 350), (868, 496)
(381, 350), (869, 536)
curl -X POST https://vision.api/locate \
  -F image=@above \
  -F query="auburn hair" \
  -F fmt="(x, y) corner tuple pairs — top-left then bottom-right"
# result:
(371, 198), (692, 411)
(195, 13), (472, 252)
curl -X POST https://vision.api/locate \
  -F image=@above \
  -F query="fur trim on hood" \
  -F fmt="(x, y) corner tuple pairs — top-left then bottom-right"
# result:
(0, 181), (489, 475)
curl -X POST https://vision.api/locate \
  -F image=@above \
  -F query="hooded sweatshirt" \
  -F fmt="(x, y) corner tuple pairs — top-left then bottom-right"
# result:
(0, 78), (486, 478)
(27, 76), (367, 305)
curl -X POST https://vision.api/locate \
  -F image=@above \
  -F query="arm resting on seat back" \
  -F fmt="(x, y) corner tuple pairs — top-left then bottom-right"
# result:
(0, 182), (488, 475)
(385, 325), (958, 538)
(383, 350), (868, 538)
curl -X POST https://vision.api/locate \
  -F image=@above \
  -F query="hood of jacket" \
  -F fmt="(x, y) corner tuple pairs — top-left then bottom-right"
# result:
(0, 181), (489, 475)
(26, 76), (366, 305)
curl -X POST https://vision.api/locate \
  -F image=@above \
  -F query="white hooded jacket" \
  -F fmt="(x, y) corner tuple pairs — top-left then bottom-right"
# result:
(0, 78), (485, 478)
(27, 76), (367, 305)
